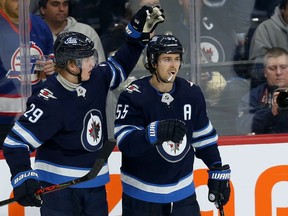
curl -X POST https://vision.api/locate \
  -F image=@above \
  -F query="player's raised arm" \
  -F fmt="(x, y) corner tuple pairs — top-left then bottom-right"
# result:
(104, 5), (165, 89)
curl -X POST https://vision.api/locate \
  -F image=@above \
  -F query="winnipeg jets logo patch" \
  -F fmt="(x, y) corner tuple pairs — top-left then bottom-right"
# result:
(156, 135), (190, 163)
(81, 109), (103, 152)
(125, 84), (141, 93)
(38, 88), (57, 100)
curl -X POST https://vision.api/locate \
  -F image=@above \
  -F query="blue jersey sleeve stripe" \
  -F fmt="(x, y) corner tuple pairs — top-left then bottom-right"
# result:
(105, 62), (117, 89)
(115, 124), (143, 147)
(107, 57), (126, 87)
(192, 134), (218, 148)
(192, 121), (213, 138)
(114, 124), (143, 136)
(12, 121), (42, 149)
(3, 136), (30, 150)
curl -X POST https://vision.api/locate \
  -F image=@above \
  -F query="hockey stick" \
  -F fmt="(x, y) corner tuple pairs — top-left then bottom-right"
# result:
(0, 139), (116, 207)
(218, 200), (225, 216)
(219, 205), (225, 216)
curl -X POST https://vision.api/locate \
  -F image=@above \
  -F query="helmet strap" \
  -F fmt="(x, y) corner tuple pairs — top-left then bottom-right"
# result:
(66, 66), (82, 84)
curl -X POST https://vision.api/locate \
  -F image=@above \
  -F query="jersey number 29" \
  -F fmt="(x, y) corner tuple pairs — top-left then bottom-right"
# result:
(23, 103), (44, 123)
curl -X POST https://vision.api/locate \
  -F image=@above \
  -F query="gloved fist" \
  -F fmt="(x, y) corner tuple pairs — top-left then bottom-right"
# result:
(125, 5), (165, 45)
(143, 6), (165, 33)
(208, 164), (231, 208)
(12, 170), (42, 207)
(146, 119), (186, 146)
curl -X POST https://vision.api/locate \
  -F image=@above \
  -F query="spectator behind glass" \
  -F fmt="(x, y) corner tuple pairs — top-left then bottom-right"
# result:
(236, 47), (288, 135)
(249, 0), (288, 88)
(0, 0), (54, 148)
(38, 0), (106, 63)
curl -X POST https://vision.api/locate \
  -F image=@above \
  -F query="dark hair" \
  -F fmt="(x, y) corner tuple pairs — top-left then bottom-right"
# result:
(38, 0), (71, 16)
(279, 0), (288, 9)
(38, 0), (48, 8)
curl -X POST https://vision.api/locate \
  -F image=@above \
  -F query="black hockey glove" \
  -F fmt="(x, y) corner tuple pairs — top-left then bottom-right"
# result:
(125, 5), (165, 45)
(146, 119), (186, 146)
(12, 170), (42, 207)
(208, 164), (231, 208)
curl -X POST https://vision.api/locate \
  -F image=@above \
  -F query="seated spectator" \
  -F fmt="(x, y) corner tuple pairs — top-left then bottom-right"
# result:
(38, 0), (105, 63)
(249, 0), (288, 87)
(236, 47), (288, 135)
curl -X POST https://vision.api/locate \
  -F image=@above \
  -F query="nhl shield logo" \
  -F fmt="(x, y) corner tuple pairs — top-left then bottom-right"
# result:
(81, 109), (103, 152)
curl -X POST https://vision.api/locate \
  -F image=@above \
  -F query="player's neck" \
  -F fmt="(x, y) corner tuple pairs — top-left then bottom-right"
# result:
(57, 73), (80, 90)
(150, 76), (173, 93)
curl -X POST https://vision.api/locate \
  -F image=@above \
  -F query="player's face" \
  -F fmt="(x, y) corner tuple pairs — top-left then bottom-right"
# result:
(265, 55), (288, 88)
(41, 0), (69, 23)
(80, 56), (97, 81)
(3, 0), (19, 20)
(155, 53), (181, 83)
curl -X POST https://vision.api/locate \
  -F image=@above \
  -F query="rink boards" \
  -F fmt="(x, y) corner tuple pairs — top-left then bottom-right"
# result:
(0, 138), (288, 216)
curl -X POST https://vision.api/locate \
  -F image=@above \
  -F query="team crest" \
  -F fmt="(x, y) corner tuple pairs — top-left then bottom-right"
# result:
(81, 109), (103, 152)
(156, 135), (190, 163)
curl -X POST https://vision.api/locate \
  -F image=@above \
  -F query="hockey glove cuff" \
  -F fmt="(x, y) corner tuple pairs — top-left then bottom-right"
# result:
(126, 5), (165, 45)
(208, 164), (231, 208)
(12, 170), (42, 207)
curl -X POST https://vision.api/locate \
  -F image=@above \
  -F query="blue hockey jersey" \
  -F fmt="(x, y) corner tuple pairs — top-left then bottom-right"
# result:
(0, 9), (54, 124)
(114, 76), (222, 203)
(3, 42), (144, 188)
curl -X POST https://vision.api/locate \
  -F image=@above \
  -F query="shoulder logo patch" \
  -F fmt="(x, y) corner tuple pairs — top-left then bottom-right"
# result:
(125, 84), (141, 93)
(38, 88), (57, 100)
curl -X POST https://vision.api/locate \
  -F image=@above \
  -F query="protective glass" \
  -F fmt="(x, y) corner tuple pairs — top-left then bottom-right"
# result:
(79, 50), (98, 69)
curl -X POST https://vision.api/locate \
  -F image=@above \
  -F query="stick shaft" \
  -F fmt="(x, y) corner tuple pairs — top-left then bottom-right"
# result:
(219, 204), (225, 216)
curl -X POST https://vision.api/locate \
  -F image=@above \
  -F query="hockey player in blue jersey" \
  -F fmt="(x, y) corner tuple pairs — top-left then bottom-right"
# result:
(114, 35), (231, 215)
(2, 5), (165, 215)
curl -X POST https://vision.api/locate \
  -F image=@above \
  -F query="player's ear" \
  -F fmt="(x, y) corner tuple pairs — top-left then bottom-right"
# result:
(66, 59), (77, 69)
